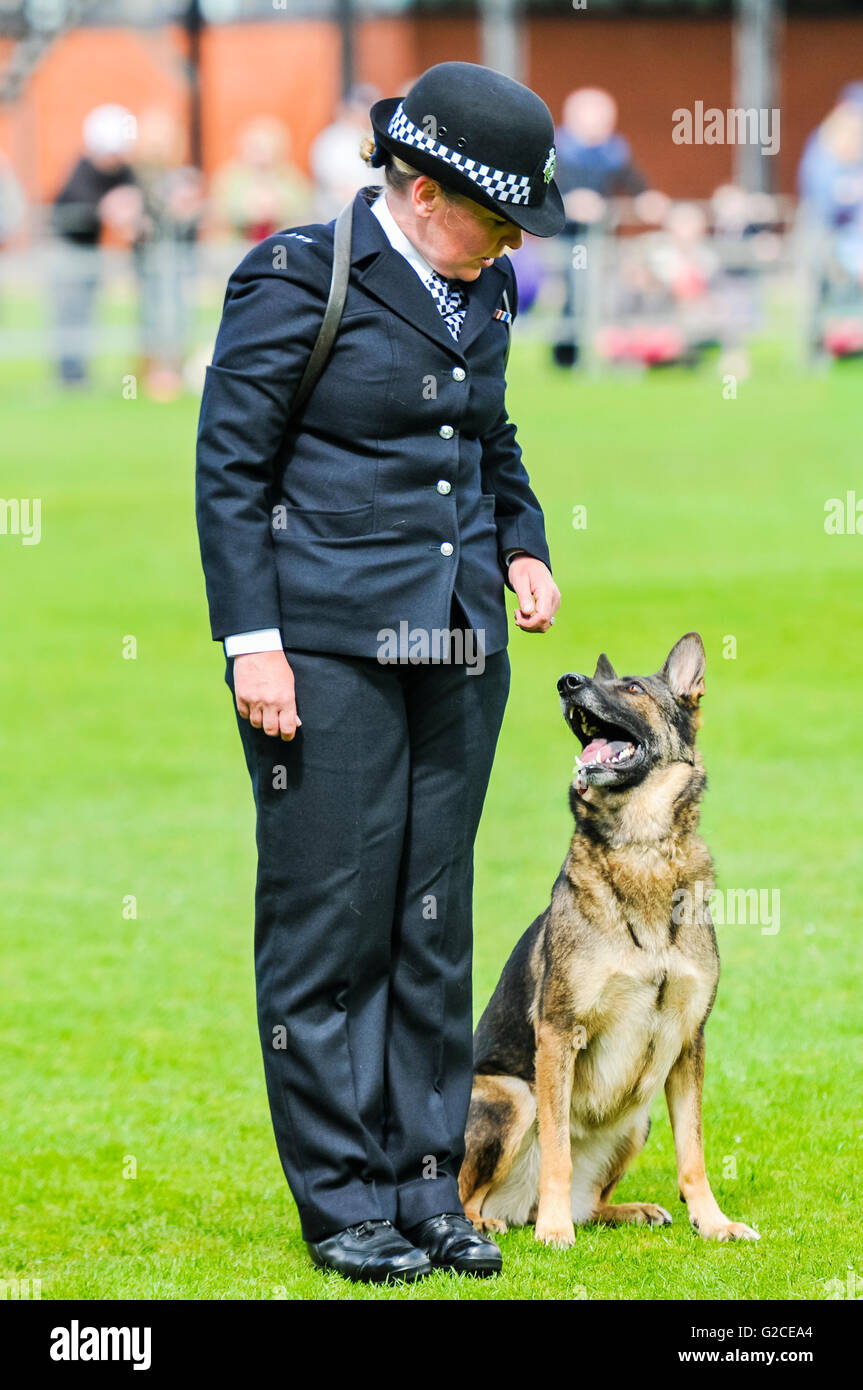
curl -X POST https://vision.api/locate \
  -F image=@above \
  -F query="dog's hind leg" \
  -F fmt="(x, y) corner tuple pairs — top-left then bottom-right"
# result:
(583, 1113), (672, 1228)
(459, 1074), (536, 1233)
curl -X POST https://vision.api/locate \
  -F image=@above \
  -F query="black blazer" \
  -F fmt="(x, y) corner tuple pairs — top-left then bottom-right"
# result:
(195, 186), (552, 658)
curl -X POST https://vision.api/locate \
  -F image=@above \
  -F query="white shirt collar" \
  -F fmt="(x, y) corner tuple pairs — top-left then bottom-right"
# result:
(370, 189), (439, 288)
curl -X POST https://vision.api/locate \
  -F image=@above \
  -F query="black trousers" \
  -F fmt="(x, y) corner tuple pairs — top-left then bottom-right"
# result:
(225, 609), (510, 1241)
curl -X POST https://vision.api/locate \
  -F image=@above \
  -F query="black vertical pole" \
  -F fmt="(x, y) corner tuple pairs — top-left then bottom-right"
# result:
(337, 0), (355, 99)
(733, 0), (783, 193)
(479, 0), (525, 82)
(186, 0), (204, 170)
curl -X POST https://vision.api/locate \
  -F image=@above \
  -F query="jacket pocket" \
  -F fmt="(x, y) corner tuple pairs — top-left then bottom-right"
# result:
(272, 503), (375, 541)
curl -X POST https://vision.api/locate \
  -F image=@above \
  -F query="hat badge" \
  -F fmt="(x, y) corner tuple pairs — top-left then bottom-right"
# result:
(542, 146), (556, 184)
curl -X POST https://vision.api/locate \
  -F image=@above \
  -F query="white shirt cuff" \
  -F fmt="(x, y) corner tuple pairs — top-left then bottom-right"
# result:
(223, 628), (284, 657)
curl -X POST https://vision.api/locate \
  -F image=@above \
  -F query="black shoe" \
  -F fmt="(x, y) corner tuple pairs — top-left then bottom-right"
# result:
(552, 342), (580, 369)
(307, 1219), (432, 1284)
(401, 1212), (502, 1276)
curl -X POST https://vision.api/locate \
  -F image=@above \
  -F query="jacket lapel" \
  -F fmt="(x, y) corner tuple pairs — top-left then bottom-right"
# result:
(350, 192), (460, 357)
(456, 262), (510, 357)
(357, 250), (462, 358)
(348, 189), (511, 361)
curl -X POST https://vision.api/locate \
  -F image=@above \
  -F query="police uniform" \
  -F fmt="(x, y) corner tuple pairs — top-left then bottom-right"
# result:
(195, 62), (564, 1274)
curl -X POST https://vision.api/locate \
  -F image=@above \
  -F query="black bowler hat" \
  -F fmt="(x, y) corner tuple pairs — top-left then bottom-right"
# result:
(369, 61), (565, 238)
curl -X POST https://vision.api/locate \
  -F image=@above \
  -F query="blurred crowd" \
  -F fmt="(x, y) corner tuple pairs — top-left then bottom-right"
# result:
(1, 76), (863, 393)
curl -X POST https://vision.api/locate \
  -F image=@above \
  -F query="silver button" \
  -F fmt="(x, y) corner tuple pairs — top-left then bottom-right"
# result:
(440, 541), (454, 556)
(451, 367), (466, 382)
(439, 424), (454, 439)
(436, 479), (452, 495)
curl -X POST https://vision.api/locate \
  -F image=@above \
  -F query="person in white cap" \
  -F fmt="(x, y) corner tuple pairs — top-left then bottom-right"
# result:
(50, 104), (140, 385)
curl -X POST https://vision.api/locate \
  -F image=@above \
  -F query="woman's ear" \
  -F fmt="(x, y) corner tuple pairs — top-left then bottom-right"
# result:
(408, 175), (433, 218)
(411, 175), (443, 220)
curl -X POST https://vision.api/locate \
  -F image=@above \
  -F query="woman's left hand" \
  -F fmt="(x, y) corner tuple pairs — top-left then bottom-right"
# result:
(508, 556), (561, 633)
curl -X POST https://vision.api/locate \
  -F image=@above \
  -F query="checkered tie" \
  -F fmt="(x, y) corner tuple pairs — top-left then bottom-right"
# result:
(426, 270), (468, 341)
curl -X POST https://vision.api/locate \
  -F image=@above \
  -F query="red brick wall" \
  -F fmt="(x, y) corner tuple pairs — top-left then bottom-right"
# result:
(1, 13), (861, 204)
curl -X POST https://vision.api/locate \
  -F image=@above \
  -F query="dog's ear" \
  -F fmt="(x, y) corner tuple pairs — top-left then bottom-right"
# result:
(662, 633), (706, 703)
(594, 653), (617, 681)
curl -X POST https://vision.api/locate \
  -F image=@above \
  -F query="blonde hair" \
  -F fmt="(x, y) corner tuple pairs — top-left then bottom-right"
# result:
(359, 134), (456, 200)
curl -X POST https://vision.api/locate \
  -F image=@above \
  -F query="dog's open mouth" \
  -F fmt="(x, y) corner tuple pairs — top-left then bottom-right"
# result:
(568, 706), (644, 770)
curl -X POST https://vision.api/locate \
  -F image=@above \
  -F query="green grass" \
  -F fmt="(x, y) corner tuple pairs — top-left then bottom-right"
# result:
(1, 342), (860, 1300)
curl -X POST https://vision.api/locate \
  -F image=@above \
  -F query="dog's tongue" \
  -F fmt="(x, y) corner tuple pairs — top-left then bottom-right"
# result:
(581, 738), (630, 765)
(582, 738), (608, 762)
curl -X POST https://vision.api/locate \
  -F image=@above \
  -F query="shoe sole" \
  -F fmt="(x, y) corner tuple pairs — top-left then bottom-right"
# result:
(429, 1256), (502, 1277)
(310, 1257), (433, 1284)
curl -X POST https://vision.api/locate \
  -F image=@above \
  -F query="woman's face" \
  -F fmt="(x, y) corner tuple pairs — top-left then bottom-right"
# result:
(406, 179), (524, 280)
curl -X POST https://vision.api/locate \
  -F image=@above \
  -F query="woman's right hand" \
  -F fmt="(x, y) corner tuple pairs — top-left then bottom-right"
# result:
(233, 651), (301, 740)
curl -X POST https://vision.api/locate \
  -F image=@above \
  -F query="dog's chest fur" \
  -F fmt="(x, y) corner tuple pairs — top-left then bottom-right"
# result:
(539, 769), (718, 1131)
(566, 902), (715, 1131)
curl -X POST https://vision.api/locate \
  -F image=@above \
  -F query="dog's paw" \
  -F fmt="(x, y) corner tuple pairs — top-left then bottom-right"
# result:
(596, 1200), (673, 1228)
(634, 1203), (673, 1228)
(693, 1217), (760, 1242)
(535, 1216), (576, 1249)
(466, 1211), (508, 1235)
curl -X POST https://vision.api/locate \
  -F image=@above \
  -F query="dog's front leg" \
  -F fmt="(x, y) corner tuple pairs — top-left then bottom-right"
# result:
(534, 1020), (576, 1248)
(665, 1034), (759, 1242)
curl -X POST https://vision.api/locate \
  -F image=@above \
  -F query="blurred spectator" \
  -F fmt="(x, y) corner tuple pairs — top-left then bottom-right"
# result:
(552, 87), (650, 367)
(0, 150), (26, 246)
(555, 88), (648, 209)
(709, 185), (765, 356)
(210, 117), (312, 242)
(309, 83), (384, 220)
(0, 150), (26, 324)
(798, 87), (863, 280)
(50, 103), (140, 385)
(647, 202), (718, 304)
(799, 93), (863, 226)
(132, 107), (206, 399)
(598, 202), (719, 370)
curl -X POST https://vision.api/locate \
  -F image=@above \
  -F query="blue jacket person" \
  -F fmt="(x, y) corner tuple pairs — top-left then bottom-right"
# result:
(195, 62), (563, 1283)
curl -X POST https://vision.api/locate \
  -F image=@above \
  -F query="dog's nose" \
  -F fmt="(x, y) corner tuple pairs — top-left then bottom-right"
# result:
(558, 673), (586, 696)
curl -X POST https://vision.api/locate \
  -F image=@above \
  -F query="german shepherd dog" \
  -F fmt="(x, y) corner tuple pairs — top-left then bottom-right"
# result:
(459, 633), (759, 1248)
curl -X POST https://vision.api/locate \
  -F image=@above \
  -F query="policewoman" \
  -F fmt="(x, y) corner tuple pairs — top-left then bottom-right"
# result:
(196, 62), (563, 1284)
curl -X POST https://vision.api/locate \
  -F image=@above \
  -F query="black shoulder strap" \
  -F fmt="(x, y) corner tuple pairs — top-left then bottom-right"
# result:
(291, 198), (354, 417)
(290, 198), (512, 408)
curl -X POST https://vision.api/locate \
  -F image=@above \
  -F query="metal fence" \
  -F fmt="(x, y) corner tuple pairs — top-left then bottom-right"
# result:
(1, 193), (860, 387)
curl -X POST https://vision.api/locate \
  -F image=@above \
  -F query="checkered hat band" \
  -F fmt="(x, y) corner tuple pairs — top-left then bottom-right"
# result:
(386, 102), (533, 206)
